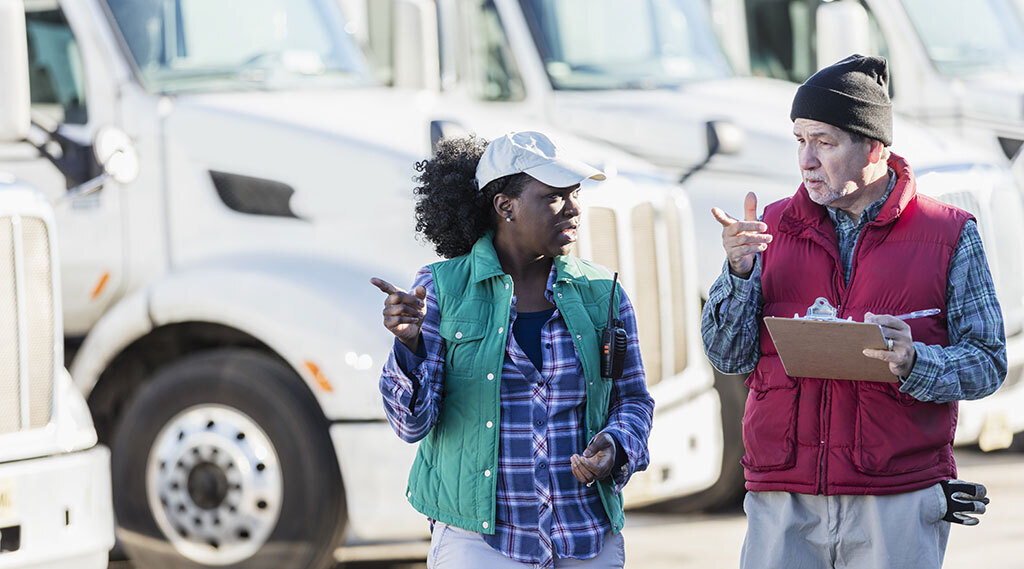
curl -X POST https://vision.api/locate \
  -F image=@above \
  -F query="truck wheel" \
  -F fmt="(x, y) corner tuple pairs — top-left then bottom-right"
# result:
(111, 349), (345, 569)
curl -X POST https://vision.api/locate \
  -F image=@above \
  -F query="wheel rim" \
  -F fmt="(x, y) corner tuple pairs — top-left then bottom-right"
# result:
(146, 404), (284, 566)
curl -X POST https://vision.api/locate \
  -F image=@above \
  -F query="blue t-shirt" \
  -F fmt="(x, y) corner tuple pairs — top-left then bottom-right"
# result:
(513, 308), (556, 371)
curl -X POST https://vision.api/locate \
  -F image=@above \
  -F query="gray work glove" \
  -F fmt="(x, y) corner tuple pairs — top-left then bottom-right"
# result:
(940, 479), (989, 526)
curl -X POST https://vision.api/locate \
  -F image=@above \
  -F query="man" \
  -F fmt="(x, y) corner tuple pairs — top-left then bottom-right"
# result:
(701, 55), (1005, 568)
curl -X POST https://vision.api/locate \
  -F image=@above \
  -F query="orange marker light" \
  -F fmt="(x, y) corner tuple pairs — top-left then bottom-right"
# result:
(304, 360), (334, 393)
(91, 271), (111, 300)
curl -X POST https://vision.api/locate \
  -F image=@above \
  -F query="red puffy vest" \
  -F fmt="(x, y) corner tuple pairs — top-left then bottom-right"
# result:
(744, 153), (973, 495)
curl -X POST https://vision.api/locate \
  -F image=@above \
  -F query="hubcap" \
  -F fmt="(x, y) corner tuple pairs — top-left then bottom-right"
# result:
(146, 404), (283, 565)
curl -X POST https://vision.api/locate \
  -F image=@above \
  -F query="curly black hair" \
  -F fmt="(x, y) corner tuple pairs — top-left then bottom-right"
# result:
(413, 136), (530, 259)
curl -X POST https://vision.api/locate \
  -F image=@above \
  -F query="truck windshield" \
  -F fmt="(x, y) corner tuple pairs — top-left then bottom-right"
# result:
(901, 0), (1024, 77)
(102, 0), (371, 93)
(518, 0), (732, 90)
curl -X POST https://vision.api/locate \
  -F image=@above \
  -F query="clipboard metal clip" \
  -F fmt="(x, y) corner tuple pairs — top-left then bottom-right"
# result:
(795, 297), (851, 321)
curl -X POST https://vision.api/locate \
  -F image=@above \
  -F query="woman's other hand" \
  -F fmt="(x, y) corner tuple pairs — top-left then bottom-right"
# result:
(570, 432), (616, 485)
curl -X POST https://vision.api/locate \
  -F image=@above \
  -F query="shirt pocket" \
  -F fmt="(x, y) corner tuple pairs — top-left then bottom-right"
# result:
(740, 360), (800, 472)
(853, 381), (955, 475)
(438, 319), (487, 382)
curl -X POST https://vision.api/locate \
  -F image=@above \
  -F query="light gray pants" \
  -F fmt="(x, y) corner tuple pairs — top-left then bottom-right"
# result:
(740, 484), (950, 569)
(426, 522), (626, 569)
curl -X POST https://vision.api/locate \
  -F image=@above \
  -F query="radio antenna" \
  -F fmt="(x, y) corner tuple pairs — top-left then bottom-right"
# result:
(607, 272), (619, 326)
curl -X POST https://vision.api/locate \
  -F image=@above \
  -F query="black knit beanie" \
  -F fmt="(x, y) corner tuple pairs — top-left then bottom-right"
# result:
(790, 54), (892, 146)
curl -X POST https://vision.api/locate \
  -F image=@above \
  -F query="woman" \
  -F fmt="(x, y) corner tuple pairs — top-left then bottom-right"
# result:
(371, 132), (654, 568)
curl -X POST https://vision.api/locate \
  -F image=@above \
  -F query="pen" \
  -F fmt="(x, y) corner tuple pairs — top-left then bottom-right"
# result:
(893, 308), (941, 321)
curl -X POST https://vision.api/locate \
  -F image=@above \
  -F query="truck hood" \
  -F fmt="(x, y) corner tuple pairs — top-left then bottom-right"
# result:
(548, 76), (799, 180)
(176, 87), (668, 180)
(961, 73), (1024, 125)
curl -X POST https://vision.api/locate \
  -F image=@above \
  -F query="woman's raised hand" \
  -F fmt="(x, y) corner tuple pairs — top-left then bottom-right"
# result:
(370, 277), (427, 352)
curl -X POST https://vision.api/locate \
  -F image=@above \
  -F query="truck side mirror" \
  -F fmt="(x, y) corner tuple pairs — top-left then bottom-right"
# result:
(1013, 146), (1024, 195)
(707, 120), (744, 158)
(429, 119), (468, 155)
(392, 0), (440, 90)
(680, 120), (745, 184)
(62, 126), (138, 201)
(0, 0), (30, 142)
(815, 1), (871, 70)
(94, 126), (139, 185)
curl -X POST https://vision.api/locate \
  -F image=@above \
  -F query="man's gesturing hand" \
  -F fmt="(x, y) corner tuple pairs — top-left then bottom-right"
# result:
(711, 192), (772, 278)
(862, 312), (917, 378)
(370, 277), (427, 352)
(571, 432), (617, 486)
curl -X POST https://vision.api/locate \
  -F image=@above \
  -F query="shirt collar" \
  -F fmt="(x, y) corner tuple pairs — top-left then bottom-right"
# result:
(826, 167), (897, 228)
(467, 231), (588, 287)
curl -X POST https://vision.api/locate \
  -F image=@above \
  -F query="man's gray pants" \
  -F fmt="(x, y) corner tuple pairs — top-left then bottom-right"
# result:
(740, 484), (950, 569)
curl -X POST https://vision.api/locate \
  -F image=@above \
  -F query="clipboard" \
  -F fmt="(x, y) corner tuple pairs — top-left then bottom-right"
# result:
(763, 297), (897, 382)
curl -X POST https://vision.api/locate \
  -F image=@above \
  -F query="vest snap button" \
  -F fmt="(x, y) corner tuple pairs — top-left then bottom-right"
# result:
(484, 469), (491, 477)
(576, 335), (582, 340)
(498, 327), (504, 334)
(482, 522), (489, 529)
(505, 283), (509, 289)
(486, 421), (493, 428)
(557, 293), (563, 298)
(455, 331), (463, 339)
(486, 373), (495, 380)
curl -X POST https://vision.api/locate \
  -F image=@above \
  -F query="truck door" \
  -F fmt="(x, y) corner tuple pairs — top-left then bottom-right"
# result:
(0, 2), (125, 340)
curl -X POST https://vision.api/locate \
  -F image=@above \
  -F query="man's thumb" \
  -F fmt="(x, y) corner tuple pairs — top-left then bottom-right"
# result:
(583, 447), (595, 458)
(744, 192), (758, 221)
(414, 286), (426, 300)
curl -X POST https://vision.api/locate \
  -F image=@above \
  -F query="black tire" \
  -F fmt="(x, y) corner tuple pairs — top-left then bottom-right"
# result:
(111, 349), (346, 569)
(656, 370), (748, 513)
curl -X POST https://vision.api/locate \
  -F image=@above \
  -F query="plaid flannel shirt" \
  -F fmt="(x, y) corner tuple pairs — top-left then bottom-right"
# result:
(380, 265), (654, 568)
(702, 173), (1006, 403)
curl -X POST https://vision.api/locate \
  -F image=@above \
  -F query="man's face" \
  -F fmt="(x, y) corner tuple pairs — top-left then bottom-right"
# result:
(506, 178), (582, 258)
(793, 118), (873, 206)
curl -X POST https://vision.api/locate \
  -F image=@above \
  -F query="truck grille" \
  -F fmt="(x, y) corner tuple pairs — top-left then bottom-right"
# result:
(0, 216), (54, 434)
(933, 186), (1024, 337)
(580, 194), (691, 387)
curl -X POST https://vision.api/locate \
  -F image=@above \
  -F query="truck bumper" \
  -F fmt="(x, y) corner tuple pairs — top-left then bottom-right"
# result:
(957, 332), (1024, 448)
(329, 422), (429, 544)
(0, 446), (114, 569)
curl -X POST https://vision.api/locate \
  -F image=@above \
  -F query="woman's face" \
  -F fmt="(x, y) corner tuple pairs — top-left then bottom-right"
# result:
(500, 178), (582, 258)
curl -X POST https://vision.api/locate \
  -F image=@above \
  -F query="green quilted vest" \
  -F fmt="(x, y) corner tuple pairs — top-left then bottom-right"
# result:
(405, 233), (625, 535)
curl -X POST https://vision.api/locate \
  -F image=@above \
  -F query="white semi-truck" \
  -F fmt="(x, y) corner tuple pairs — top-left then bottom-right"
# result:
(706, 0), (1024, 161)
(0, 0), (723, 567)
(343, 0), (1024, 499)
(0, 5), (114, 565)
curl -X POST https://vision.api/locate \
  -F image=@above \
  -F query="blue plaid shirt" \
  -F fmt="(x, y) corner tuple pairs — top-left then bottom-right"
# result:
(702, 173), (1006, 403)
(380, 264), (654, 568)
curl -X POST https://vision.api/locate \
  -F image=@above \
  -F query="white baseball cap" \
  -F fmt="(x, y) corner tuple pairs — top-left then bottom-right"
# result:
(475, 131), (606, 190)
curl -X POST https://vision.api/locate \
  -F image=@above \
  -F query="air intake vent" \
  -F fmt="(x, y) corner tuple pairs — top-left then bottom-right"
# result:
(665, 199), (687, 374)
(209, 171), (299, 218)
(631, 203), (662, 386)
(0, 216), (55, 434)
(586, 207), (620, 273)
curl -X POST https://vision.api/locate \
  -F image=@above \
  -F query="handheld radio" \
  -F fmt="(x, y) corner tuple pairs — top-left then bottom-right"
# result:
(600, 272), (627, 379)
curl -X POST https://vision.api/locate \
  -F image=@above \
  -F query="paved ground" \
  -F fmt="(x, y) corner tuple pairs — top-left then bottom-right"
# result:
(114, 448), (1024, 569)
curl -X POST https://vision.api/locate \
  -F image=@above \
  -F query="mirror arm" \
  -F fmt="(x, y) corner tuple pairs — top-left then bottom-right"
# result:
(61, 172), (109, 203)
(27, 117), (99, 189)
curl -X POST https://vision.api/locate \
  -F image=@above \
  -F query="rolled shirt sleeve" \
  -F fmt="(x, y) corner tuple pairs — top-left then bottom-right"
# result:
(701, 255), (764, 375)
(378, 267), (447, 443)
(599, 289), (655, 493)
